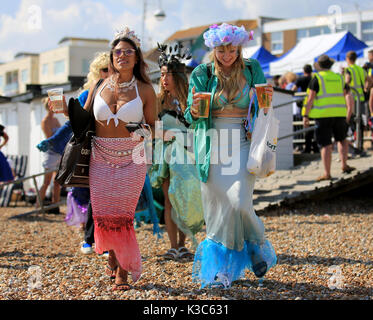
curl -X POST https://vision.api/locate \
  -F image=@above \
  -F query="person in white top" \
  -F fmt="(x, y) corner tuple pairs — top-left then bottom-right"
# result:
(51, 27), (156, 291)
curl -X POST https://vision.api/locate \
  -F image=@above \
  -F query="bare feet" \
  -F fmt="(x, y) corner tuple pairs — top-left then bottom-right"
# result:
(106, 251), (118, 279)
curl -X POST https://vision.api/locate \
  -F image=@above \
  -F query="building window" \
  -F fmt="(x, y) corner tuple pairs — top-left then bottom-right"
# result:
(296, 29), (308, 43)
(337, 22), (357, 36)
(4, 71), (19, 95)
(362, 21), (373, 42)
(21, 69), (29, 83)
(309, 27), (322, 37)
(42, 63), (48, 75)
(321, 26), (331, 34)
(271, 31), (283, 54)
(6, 71), (18, 85)
(54, 60), (65, 75)
(297, 26), (331, 43)
(82, 59), (90, 74)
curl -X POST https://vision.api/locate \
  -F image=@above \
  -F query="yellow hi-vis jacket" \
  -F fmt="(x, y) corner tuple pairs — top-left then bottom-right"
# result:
(302, 70), (347, 118)
(345, 64), (366, 101)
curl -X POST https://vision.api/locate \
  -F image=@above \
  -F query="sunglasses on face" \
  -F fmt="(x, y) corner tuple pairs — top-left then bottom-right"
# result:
(100, 68), (109, 73)
(113, 48), (136, 57)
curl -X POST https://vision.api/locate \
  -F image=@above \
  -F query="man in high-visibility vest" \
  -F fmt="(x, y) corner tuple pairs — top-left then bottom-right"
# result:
(363, 49), (373, 148)
(345, 50), (367, 102)
(303, 55), (355, 181)
(345, 50), (368, 151)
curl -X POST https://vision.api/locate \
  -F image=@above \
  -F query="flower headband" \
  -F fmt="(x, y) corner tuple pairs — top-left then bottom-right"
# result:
(112, 27), (141, 49)
(157, 43), (192, 73)
(203, 23), (254, 48)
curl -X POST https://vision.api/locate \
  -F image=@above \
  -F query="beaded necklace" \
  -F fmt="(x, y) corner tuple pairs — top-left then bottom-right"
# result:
(107, 75), (137, 93)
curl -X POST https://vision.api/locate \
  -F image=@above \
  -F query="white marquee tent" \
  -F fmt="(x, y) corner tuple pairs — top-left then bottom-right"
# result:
(269, 31), (368, 76)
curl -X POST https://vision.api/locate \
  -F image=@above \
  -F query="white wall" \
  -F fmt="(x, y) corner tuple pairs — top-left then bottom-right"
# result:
(272, 89), (294, 170)
(1, 91), (76, 190)
(0, 102), (31, 156)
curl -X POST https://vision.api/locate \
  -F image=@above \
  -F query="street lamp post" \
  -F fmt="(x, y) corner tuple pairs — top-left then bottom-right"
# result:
(142, 0), (166, 50)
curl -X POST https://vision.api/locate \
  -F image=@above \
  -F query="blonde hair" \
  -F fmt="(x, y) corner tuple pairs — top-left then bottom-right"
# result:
(212, 45), (245, 105)
(83, 52), (110, 90)
(157, 69), (188, 117)
(42, 97), (49, 111)
(284, 71), (297, 84)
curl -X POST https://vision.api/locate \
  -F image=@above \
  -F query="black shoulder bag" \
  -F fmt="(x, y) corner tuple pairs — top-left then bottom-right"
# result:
(55, 79), (104, 188)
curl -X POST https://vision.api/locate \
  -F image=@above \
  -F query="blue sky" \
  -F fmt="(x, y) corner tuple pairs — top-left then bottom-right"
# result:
(0, 0), (372, 62)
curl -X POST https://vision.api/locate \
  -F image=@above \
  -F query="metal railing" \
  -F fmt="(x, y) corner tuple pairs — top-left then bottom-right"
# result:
(1, 169), (65, 217)
(278, 126), (316, 141)
(271, 95), (317, 142)
(272, 90), (370, 146)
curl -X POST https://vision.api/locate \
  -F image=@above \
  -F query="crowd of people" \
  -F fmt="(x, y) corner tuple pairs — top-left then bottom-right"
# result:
(272, 50), (373, 181)
(2, 23), (372, 293)
(44, 23), (277, 291)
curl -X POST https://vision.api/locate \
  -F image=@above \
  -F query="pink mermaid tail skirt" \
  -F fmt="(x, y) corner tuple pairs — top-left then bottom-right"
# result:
(90, 137), (147, 282)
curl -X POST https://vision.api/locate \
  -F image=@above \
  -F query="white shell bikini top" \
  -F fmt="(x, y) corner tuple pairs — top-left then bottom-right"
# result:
(93, 81), (144, 127)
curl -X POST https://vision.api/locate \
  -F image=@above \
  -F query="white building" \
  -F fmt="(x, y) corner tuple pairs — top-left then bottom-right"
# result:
(0, 37), (110, 190)
(0, 37), (110, 97)
(262, 9), (373, 56)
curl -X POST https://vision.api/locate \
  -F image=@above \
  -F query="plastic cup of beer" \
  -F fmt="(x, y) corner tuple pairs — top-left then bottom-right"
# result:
(47, 88), (64, 113)
(197, 92), (211, 118)
(255, 84), (273, 109)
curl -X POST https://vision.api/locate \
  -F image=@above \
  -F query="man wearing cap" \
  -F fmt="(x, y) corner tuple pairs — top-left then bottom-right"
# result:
(303, 54), (355, 181)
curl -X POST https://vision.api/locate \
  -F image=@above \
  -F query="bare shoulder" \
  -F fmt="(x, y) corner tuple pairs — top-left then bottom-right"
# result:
(137, 81), (156, 97)
(41, 116), (49, 125)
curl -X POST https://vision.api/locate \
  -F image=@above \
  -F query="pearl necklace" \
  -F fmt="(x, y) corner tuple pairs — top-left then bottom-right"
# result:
(107, 76), (136, 92)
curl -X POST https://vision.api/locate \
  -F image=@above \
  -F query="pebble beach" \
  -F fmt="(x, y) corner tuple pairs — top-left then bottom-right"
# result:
(0, 191), (372, 301)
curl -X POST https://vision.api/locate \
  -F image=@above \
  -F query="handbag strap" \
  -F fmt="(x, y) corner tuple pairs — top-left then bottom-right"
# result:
(85, 78), (104, 137)
(86, 78), (104, 114)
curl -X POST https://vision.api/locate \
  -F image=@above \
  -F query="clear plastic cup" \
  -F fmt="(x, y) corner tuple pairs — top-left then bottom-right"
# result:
(47, 88), (64, 113)
(255, 84), (273, 109)
(197, 92), (211, 118)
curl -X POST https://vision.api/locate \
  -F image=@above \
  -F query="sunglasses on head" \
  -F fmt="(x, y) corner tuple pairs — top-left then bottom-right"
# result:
(100, 68), (109, 72)
(113, 48), (136, 57)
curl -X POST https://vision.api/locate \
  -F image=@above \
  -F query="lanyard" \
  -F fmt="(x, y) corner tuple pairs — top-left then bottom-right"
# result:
(245, 88), (256, 132)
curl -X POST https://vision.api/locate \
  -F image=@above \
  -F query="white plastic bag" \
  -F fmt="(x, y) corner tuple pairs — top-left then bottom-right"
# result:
(246, 107), (280, 178)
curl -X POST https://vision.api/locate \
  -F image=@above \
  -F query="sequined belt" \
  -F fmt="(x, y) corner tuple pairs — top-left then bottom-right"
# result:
(92, 139), (134, 169)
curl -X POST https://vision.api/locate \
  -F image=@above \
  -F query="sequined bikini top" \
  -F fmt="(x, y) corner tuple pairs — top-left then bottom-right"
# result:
(213, 83), (251, 110)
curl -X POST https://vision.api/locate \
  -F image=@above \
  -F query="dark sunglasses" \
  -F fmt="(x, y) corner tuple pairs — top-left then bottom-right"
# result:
(113, 48), (136, 57)
(100, 68), (109, 73)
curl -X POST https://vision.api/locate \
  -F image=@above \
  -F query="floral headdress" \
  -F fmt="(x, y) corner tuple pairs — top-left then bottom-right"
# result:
(111, 27), (141, 49)
(157, 43), (192, 73)
(203, 23), (254, 48)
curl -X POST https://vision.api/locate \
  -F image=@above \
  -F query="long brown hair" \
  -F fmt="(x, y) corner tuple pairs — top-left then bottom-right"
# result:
(157, 68), (188, 117)
(212, 45), (245, 105)
(110, 38), (151, 85)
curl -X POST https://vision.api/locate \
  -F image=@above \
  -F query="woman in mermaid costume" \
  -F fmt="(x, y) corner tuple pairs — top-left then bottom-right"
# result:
(38, 53), (110, 231)
(185, 23), (277, 288)
(38, 52), (159, 252)
(149, 43), (204, 261)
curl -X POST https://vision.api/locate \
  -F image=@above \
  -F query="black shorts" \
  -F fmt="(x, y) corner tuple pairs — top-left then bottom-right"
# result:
(315, 117), (348, 147)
